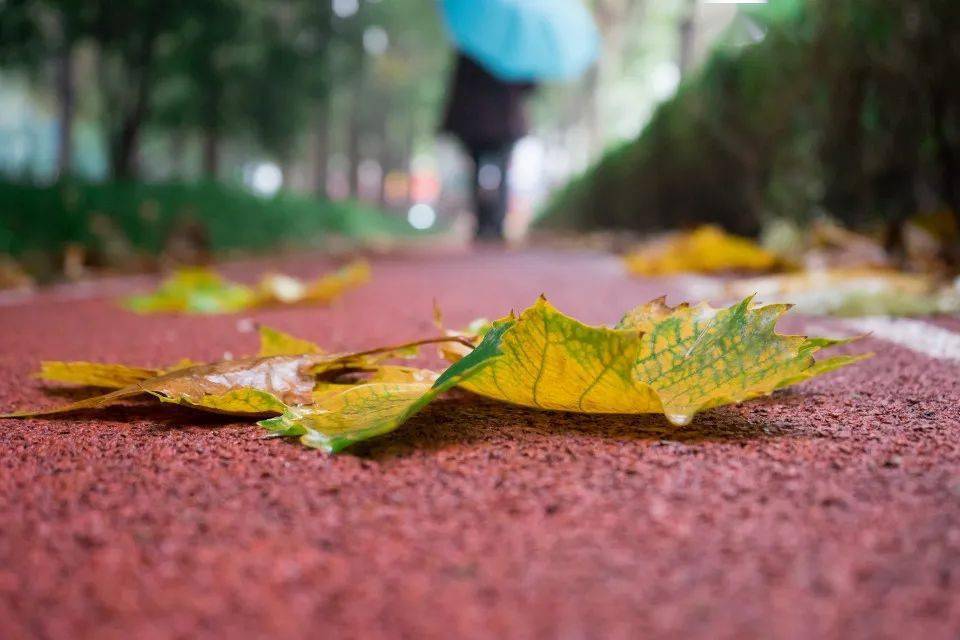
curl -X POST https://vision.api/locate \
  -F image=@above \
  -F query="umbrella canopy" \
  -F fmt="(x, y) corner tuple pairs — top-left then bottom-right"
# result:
(440, 0), (600, 82)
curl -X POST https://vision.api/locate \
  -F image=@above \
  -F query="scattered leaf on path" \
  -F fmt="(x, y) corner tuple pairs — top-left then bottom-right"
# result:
(14, 353), (343, 417)
(0, 254), (34, 291)
(124, 268), (254, 314)
(624, 226), (778, 276)
(254, 260), (371, 307)
(8, 327), (463, 419)
(124, 260), (370, 314)
(727, 269), (960, 317)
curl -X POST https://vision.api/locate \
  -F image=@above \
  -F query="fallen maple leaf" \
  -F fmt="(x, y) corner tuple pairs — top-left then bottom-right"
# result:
(440, 296), (864, 426)
(124, 260), (370, 314)
(624, 226), (778, 276)
(5, 297), (866, 453)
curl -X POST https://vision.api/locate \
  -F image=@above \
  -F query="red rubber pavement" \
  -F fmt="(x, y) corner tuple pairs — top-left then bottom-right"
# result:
(1, 249), (958, 639)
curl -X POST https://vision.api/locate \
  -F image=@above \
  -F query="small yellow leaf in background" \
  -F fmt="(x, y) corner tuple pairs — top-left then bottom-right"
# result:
(123, 260), (370, 315)
(727, 269), (960, 317)
(624, 225), (778, 276)
(124, 268), (255, 314)
(302, 260), (371, 304)
(0, 254), (34, 291)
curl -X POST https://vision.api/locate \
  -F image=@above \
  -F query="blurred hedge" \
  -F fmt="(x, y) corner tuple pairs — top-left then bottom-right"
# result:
(0, 180), (415, 279)
(540, 0), (960, 237)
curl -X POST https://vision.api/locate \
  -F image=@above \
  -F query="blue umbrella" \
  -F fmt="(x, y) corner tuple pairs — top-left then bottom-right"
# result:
(440, 0), (601, 82)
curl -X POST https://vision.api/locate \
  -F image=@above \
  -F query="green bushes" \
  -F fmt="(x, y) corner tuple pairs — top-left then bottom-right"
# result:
(0, 180), (415, 277)
(540, 0), (960, 237)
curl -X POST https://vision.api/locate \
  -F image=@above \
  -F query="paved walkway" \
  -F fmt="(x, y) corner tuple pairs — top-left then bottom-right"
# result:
(1, 249), (958, 639)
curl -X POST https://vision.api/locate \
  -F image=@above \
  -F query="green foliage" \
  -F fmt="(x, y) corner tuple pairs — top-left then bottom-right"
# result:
(0, 0), (450, 184)
(0, 180), (415, 272)
(541, 0), (960, 235)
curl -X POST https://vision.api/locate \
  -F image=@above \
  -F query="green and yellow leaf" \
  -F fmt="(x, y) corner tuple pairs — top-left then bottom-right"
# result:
(443, 296), (865, 426)
(124, 261), (370, 315)
(260, 354), (489, 453)
(124, 268), (255, 314)
(6, 296), (866, 453)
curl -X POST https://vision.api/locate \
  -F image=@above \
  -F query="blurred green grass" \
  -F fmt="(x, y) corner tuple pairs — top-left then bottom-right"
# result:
(0, 180), (417, 278)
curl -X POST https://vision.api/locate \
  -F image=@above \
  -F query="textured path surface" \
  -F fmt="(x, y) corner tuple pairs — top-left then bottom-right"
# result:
(1, 249), (959, 640)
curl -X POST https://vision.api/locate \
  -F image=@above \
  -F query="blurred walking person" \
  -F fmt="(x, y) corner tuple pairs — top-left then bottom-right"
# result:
(438, 0), (600, 242)
(442, 53), (535, 241)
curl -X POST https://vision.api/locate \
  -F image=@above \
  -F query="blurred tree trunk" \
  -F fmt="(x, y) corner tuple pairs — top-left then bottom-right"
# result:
(396, 112), (416, 209)
(930, 81), (959, 217)
(201, 86), (222, 180)
(346, 87), (362, 199)
(678, 0), (697, 76)
(111, 74), (151, 180)
(202, 127), (220, 180)
(314, 97), (330, 198)
(100, 17), (160, 181)
(54, 39), (75, 178)
(580, 66), (602, 159)
(931, 85), (960, 265)
(584, 0), (646, 155)
(376, 134), (389, 209)
(170, 130), (188, 179)
(821, 65), (868, 224)
(374, 97), (392, 208)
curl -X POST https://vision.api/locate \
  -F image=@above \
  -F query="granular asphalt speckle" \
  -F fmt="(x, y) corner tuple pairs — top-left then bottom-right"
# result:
(1, 249), (959, 639)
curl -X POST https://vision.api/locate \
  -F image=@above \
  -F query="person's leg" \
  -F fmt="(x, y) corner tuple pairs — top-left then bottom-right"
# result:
(468, 147), (488, 238)
(472, 145), (512, 241)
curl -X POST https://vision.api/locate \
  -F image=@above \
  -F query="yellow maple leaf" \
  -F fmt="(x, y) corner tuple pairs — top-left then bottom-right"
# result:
(267, 296), (864, 452)
(447, 296), (864, 426)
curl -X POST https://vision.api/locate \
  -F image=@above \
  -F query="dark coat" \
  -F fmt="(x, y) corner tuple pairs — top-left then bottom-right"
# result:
(441, 54), (535, 151)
